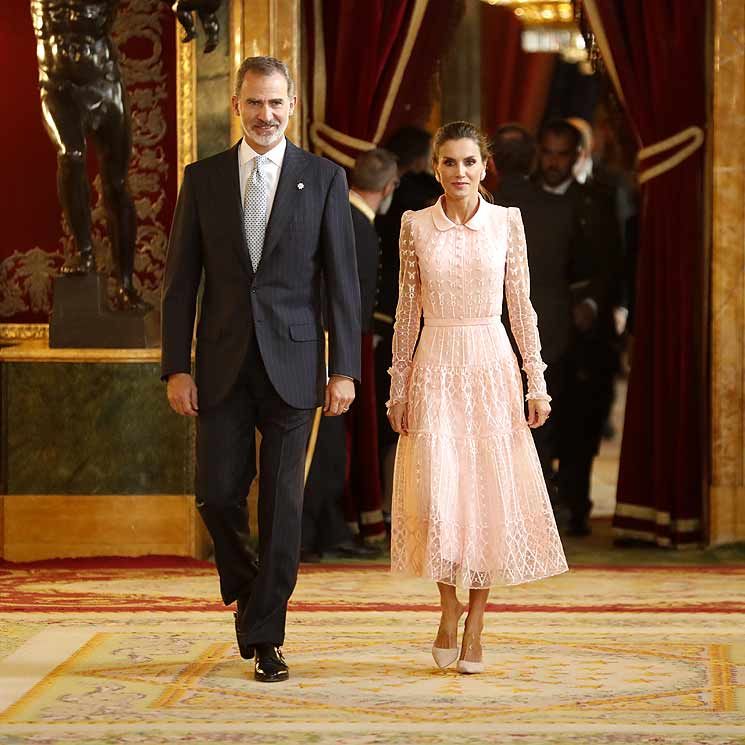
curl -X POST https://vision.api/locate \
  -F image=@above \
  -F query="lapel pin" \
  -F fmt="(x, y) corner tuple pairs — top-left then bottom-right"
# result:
(297, 182), (304, 190)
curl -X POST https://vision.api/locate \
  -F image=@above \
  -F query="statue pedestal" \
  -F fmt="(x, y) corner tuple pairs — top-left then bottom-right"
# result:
(50, 274), (160, 349)
(0, 342), (208, 561)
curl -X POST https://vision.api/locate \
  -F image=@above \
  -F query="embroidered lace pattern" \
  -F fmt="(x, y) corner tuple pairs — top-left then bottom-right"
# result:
(387, 199), (568, 589)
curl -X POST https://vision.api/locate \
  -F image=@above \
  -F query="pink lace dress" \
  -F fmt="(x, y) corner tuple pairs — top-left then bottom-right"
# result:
(388, 196), (568, 589)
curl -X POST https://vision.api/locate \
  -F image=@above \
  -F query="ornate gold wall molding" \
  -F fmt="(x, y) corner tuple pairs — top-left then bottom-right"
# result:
(177, 21), (198, 184)
(710, 0), (745, 543)
(229, 0), (302, 145)
(0, 324), (49, 344)
(0, 340), (165, 363)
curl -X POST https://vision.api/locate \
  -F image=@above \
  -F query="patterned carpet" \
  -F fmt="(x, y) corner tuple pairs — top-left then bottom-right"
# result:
(1, 560), (745, 744)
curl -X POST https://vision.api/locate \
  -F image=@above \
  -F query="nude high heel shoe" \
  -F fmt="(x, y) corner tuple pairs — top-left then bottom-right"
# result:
(432, 645), (459, 669)
(457, 630), (484, 674)
(432, 602), (467, 669)
(456, 657), (484, 674)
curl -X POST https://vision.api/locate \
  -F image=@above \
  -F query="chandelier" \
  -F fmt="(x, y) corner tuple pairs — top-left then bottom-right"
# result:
(480, 0), (589, 64)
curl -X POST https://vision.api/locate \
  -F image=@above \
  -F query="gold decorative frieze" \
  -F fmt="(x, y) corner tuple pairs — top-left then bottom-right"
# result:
(0, 324), (49, 343)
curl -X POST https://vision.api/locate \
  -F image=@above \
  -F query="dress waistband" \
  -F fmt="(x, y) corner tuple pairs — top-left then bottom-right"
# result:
(424, 316), (501, 327)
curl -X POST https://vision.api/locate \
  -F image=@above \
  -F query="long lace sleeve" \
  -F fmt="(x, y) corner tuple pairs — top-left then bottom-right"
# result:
(387, 211), (422, 408)
(504, 207), (550, 401)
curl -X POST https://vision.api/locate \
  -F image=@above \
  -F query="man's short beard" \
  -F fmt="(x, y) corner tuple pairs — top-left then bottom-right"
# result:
(244, 120), (287, 148)
(543, 169), (567, 186)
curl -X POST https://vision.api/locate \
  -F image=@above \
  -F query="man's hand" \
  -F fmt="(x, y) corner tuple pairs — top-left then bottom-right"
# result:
(324, 376), (355, 416)
(573, 299), (597, 333)
(167, 373), (199, 417)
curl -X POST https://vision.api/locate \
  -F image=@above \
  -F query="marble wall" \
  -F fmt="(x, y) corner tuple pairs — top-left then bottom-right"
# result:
(710, 0), (745, 543)
(196, 1), (233, 160)
(0, 345), (205, 560)
(2, 360), (193, 495)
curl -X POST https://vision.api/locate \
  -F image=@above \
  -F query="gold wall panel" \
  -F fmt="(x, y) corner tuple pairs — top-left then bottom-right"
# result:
(229, 0), (302, 145)
(0, 495), (210, 562)
(710, 0), (745, 543)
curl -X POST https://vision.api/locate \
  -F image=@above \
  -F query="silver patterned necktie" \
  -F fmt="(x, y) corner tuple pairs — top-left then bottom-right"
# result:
(244, 154), (268, 272)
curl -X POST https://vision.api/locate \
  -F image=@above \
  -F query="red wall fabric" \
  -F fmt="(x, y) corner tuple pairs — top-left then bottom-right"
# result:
(590, 2), (707, 546)
(0, 1), (64, 322)
(0, 0), (178, 324)
(480, 4), (556, 137)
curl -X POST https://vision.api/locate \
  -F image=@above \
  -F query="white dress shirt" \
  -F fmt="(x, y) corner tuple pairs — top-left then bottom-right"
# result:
(239, 137), (287, 217)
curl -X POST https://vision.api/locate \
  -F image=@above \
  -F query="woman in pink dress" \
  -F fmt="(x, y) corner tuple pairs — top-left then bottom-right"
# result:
(386, 121), (568, 674)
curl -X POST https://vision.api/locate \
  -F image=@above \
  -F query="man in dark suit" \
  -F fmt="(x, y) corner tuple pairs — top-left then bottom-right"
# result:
(345, 148), (398, 540)
(492, 124), (592, 515)
(161, 56), (360, 682)
(301, 148), (397, 558)
(535, 118), (623, 536)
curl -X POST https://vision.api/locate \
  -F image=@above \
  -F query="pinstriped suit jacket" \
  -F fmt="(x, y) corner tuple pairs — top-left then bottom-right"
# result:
(161, 139), (361, 411)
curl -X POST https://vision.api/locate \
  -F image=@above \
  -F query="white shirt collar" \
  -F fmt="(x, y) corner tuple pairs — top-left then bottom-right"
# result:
(239, 136), (287, 168)
(542, 177), (574, 195)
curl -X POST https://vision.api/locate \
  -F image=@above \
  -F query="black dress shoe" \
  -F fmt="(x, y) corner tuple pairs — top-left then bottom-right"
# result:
(568, 517), (591, 537)
(327, 540), (381, 558)
(300, 548), (322, 564)
(254, 644), (289, 683)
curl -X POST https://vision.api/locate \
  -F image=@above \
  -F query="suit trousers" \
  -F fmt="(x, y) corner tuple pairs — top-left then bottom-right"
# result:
(195, 337), (315, 646)
(301, 414), (352, 552)
(557, 338), (615, 522)
(530, 359), (565, 507)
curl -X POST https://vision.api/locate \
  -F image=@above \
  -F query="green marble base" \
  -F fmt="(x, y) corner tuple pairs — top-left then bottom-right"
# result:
(0, 342), (206, 560)
(0, 347), (193, 495)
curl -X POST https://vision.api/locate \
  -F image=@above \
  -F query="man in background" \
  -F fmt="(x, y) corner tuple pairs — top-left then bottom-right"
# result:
(535, 118), (623, 536)
(492, 123), (592, 517)
(302, 149), (398, 559)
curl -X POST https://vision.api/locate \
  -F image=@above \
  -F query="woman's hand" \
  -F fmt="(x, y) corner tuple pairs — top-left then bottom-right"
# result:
(387, 402), (409, 435)
(527, 398), (551, 429)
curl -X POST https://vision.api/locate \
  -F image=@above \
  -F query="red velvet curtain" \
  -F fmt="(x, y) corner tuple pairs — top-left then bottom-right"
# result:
(305, 0), (463, 164)
(480, 4), (556, 137)
(304, 1), (463, 533)
(587, 2), (707, 546)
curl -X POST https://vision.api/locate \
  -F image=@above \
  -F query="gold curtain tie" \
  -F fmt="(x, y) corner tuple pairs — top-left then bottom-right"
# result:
(310, 122), (376, 167)
(638, 126), (705, 184)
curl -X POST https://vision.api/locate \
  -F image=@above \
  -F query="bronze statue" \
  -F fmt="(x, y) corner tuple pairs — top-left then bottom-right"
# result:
(174, 0), (222, 53)
(30, 0), (222, 311)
